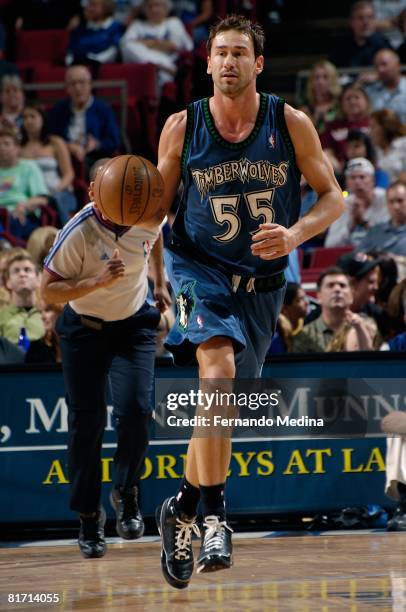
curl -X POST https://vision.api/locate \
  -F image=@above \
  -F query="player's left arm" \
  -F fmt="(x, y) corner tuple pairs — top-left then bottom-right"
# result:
(251, 105), (345, 260)
(149, 232), (172, 312)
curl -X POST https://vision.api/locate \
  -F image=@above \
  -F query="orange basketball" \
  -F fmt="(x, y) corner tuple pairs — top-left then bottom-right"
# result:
(93, 155), (165, 227)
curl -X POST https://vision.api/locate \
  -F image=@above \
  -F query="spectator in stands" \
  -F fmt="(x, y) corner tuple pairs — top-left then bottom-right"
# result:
(20, 103), (77, 225)
(355, 180), (406, 255)
(0, 247), (12, 307)
(365, 49), (406, 124)
(0, 127), (51, 241)
(373, 0), (406, 49)
(172, 0), (213, 46)
(281, 282), (307, 337)
(325, 157), (388, 247)
(66, 0), (125, 68)
(26, 226), (58, 271)
(329, 1), (391, 68)
(13, 0), (83, 30)
(120, 0), (194, 91)
(0, 252), (44, 344)
(0, 75), (25, 134)
(381, 279), (406, 350)
(47, 65), (121, 178)
(345, 129), (389, 188)
(25, 302), (62, 363)
(337, 251), (383, 337)
(369, 109), (406, 183)
(320, 84), (371, 172)
(291, 267), (373, 353)
(268, 282), (308, 353)
(300, 60), (341, 134)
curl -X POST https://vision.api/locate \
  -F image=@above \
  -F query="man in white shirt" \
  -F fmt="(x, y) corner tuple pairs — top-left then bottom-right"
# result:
(41, 173), (171, 559)
(325, 157), (389, 247)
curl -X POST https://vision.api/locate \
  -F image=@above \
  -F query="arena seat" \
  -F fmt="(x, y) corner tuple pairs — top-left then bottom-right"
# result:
(308, 246), (354, 269)
(0, 207), (10, 232)
(98, 63), (159, 156)
(16, 29), (69, 78)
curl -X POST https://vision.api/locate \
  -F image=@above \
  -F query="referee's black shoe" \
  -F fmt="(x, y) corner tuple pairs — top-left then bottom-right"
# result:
(78, 508), (106, 558)
(156, 496), (200, 589)
(196, 515), (233, 574)
(110, 486), (145, 539)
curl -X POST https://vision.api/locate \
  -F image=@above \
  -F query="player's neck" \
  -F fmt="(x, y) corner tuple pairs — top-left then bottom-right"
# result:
(209, 90), (260, 133)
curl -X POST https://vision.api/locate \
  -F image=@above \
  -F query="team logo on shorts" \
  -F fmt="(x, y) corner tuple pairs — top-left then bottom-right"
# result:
(176, 281), (196, 330)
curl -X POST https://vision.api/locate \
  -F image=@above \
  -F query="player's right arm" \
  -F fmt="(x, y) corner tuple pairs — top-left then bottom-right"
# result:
(157, 110), (187, 212)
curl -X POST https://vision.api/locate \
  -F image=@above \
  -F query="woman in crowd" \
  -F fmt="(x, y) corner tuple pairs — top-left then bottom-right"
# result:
(20, 103), (77, 225)
(300, 60), (341, 134)
(320, 83), (371, 173)
(369, 109), (406, 183)
(25, 302), (63, 364)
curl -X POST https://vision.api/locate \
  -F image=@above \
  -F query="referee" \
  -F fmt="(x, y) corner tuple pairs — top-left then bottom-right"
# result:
(41, 168), (171, 558)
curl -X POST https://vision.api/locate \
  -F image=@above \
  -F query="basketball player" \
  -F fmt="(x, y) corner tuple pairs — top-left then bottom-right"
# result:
(156, 15), (345, 588)
(41, 170), (171, 558)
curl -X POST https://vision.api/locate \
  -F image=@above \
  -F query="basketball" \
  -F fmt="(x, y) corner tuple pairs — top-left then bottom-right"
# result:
(93, 155), (165, 227)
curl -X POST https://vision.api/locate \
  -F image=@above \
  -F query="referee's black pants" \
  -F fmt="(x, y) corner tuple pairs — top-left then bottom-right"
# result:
(56, 302), (160, 514)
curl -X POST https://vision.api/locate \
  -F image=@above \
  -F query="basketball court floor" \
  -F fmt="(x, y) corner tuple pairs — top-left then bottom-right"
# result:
(1, 529), (406, 610)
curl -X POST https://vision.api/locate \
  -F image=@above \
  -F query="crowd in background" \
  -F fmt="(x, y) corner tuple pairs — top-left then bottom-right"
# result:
(0, 0), (405, 364)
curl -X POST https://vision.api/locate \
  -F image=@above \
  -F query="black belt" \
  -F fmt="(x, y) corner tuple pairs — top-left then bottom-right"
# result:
(169, 239), (285, 294)
(80, 314), (104, 330)
(229, 272), (286, 293)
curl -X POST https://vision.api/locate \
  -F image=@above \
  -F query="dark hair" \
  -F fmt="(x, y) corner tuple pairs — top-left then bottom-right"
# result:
(371, 109), (406, 144)
(284, 282), (301, 306)
(347, 129), (376, 164)
(206, 14), (265, 58)
(317, 266), (347, 290)
(20, 102), (50, 146)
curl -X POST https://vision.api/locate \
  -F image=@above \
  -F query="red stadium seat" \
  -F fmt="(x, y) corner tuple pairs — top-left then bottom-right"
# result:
(0, 207), (10, 232)
(16, 29), (69, 66)
(31, 65), (66, 105)
(308, 246), (354, 269)
(98, 63), (159, 156)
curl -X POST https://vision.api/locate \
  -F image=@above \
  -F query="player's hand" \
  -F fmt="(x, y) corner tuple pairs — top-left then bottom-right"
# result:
(251, 223), (297, 260)
(95, 249), (125, 288)
(154, 282), (172, 312)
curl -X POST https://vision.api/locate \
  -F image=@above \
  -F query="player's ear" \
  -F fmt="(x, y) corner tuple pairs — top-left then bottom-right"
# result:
(207, 56), (212, 75)
(89, 181), (95, 200)
(255, 55), (264, 75)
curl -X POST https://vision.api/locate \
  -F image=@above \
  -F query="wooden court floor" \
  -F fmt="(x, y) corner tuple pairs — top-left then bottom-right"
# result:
(1, 531), (406, 611)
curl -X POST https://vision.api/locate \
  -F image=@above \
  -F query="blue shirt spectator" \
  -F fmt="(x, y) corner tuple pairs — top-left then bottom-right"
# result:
(66, 0), (124, 66)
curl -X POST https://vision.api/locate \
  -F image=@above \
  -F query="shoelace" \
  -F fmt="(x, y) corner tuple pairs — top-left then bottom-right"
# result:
(174, 517), (200, 561)
(202, 515), (233, 552)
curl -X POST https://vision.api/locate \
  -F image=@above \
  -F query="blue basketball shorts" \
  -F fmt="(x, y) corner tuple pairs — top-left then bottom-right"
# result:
(164, 248), (286, 377)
